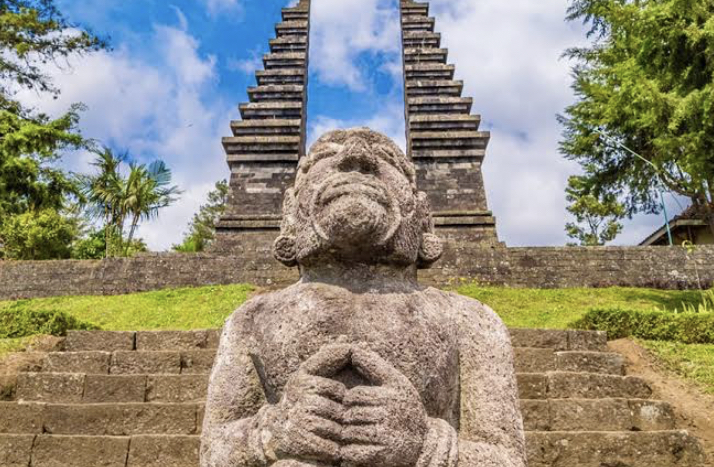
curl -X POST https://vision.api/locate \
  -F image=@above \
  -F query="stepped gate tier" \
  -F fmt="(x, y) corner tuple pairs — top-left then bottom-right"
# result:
(211, 0), (501, 257)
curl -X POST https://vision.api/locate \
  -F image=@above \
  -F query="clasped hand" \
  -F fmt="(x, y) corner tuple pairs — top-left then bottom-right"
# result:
(262, 344), (429, 467)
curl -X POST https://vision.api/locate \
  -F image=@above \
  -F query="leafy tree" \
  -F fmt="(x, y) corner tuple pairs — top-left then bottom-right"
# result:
(0, 0), (106, 259)
(560, 0), (714, 237)
(0, 208), (77, 259)
(565, 175), (626, 246)
(80, 147), (180, 257)
(174, 180), (228, 253)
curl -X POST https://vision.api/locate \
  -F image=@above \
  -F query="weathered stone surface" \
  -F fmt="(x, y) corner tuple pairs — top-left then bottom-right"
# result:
(43, 403), (198, 435)
(110, 352), (181, 375)
(128, 435), (200, 467)
(31, 434), (130, 467)
(514, 348), (556, 373)
(567, 330), (608, 351)
(0, 401), (44, 433)
(548, 398), (632, 431)
(0, 434), (35, 467)
(555, 351), (624, 375)
(84, 375), (147, 403)
(546, 372), (652, 399)
(510, 329), (569, 350)
(44, 352), (111, 374)
(0, 374), (17, 401)
(202, 129), (526, 467)
(520, 400), (550, 431)
(146, 375), (209, 403)
(136, 331), (212, 352)
(630, 399), (677, 431)
(16, 373), (85, 403)
(65, 331), (135, 352)
(516, 373), (547, 399)
(180, 351), (216, 375)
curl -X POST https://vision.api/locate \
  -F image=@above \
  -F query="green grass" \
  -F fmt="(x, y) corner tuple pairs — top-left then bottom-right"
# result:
(0, 336), (33, 359)
(639, 340), (714, 395)
(455, 285), (702, 329)
(0, 284), (254, 332)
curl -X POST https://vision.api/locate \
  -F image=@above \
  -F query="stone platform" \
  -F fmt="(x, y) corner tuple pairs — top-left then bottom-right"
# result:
(0, 329), (707, 466)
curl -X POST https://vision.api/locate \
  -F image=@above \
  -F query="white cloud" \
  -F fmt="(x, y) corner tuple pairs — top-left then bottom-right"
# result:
(227, 50), (263, 76)
(15, 24), (232, 251)
(310, 0), (401, 90)
(201, 0), (242, 17)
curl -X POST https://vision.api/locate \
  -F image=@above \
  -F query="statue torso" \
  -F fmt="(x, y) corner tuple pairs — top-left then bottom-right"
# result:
(238, 282), (462, 423)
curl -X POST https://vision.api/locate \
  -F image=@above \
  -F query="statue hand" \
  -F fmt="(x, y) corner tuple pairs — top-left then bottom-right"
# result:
(340, 347), (429, 467)
(261, 344), (351, 465)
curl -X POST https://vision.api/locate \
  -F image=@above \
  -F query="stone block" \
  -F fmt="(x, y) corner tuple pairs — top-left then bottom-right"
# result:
(136, 331), (211, 351)
(16, 373), (85, 403)
(0, 434), (35, 467)
(549, 398), (632, 431)
(65, 331), (135, 352)
(514, 348), (556, 373)
(110, 352), (181, 375)
(43, 352), (111, 374)
(516, 374), (547, 399)
(180, 351), (216, 374)
(520, 400), (550, 431)
(204, 329), (222, 349)
(0, 401), (44, 433)
(568, 330), (608, 351)
(146, 375), (209, 403)
(509, 329), (569, 350)
(555, 351), (624, 375)
(31, 435), (130, 467)
(630, 399), (676, 431)
(127, 435), (200, 467)
(84, 375), (147, 403)
(43, 403), (199, 436)
(546, 373), (652, 399)
(0, 374), (17, 401)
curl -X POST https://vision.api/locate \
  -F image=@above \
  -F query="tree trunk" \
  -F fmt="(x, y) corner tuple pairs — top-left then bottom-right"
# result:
(126, 214), (140, 255)
(704, 202), (714, 238)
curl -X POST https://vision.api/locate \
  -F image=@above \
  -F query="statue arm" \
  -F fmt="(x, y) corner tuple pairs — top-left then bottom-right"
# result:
(454, 301), (527, 467)
(200, 312), (270, 467)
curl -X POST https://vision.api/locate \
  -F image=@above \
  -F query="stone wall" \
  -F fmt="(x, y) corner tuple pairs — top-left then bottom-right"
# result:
(1, 246), (713, 300)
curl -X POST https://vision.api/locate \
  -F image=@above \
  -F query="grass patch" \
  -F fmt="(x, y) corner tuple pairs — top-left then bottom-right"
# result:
(0, 284), (254, 332)
(0, 337), (33, 360)
(639, 340), (714, 395)
(454, 285), (702, 329)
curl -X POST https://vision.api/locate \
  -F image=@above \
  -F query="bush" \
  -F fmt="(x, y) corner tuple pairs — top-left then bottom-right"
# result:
(571, 308), (714, 344)
(0, 305), (100, 339)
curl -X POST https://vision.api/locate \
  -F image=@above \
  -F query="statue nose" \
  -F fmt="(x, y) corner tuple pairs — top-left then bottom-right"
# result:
(337, 141), (379, 175)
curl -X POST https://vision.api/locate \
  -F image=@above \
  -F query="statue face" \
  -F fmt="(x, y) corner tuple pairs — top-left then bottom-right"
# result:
(295, 131), (416, 252)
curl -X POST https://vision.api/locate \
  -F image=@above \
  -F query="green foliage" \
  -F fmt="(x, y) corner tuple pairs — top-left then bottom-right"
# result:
(640, 340), (714, 394)
(79, 147), (181, 257)
(0, 304), (99, 338)
(565, 174), (626, 245)
(572, 308), (714, 344)
(174, 180), (228, 252)
(560, 0), (714, 235)
(0, 208), (77, 260)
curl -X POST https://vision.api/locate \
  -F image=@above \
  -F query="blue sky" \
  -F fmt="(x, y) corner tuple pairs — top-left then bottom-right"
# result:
(17, 0), (681, 249)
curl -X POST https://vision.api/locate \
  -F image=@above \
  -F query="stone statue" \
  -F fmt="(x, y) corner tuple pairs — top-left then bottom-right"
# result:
(201, 128), (526, 467)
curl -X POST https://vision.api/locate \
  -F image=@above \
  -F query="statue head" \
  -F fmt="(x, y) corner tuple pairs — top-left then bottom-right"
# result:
(273, 128), (442, 270)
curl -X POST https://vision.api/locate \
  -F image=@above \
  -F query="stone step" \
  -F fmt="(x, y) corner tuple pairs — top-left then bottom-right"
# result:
(409, 113), (482, 132)
(406, 79), (463, 97)
(275, 20), (308, 37)
(521, 398), (675, 432)
(517, 372), (652, 400)
(41, 350), (216, 375)
(402, 16), (435, 32)
(405, 63), (455, 80)
(223, 136), (301, 158)
(1, 431), (705, 467)
(526, 431), (707, 467)
(402, 31), (441, 48)
(239, 101), (302, 120)
(0, 402), (202, 436)
(230, 119), (301, 136)
(269, 36), (307, 53)
(404, 47), (448, 64)
(255, 68), (305, 85)
(401, 3), (429, 16)
(282, 8), (309, 21)
(407, 96), (473, 114)
(410, 130), (490, 151)
(62, 329), (609, 352)
(263, 52), (306, 69)
(248, 84), (304, 102)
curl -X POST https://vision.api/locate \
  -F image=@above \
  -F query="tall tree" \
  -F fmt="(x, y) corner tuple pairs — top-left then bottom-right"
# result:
(173, 180), (228, 253)
(565, 174), (626, 246)
(0, 0), (106, 258)
(560, 0), (714, 237)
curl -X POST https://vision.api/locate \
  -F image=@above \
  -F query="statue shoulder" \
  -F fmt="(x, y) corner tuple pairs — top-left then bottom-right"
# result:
(224, 285), (299, 330)
(424, 287), (510, 340)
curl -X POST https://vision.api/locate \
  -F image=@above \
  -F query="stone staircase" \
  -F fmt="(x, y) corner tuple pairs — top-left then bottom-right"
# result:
(0, 329), (707, 467)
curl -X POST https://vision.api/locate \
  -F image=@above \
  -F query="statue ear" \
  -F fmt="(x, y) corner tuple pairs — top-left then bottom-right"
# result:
(416, 192), (443, 268)
(273, 188), (298, 267)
